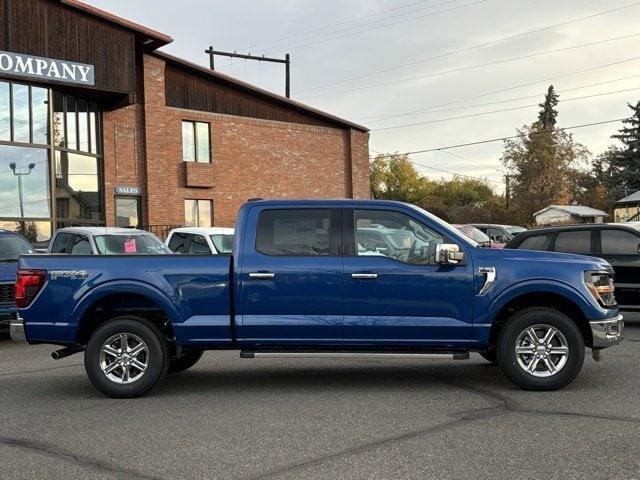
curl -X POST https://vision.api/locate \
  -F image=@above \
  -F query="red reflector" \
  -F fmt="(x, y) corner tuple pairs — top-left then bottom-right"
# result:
(15, 269), (46, 308)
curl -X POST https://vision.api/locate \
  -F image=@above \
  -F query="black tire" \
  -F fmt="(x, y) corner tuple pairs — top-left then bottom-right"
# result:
(168, 350), (204, 373)
(84, 316), (169, 398)
(496, 307), (584, 391)
(479, 350), (497, 365)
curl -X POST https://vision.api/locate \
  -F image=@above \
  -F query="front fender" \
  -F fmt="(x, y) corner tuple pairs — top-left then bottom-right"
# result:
(471, 278), (608, 348)
(483, 278), (603, 324)
(71, 280), (183, 338)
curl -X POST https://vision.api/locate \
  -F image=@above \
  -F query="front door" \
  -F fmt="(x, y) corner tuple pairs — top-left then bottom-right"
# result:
(238, 207), (343, 346)
(342, 207), (474, 348)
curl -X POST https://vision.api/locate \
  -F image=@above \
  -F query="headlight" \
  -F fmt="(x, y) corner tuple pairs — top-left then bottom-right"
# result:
(584, 271), (616, 308)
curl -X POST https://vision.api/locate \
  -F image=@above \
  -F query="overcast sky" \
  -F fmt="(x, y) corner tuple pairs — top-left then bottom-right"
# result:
(85, 0), (640, 192)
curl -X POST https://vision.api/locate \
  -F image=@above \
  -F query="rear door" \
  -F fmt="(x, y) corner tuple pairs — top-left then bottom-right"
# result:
(342, 206), (474, 347)
(551, 229), (594, 255)
(238, 207), (343, 346)
(596, 227), (640, 309)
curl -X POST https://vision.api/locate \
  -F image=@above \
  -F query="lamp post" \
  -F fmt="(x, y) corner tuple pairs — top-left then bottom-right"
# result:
(9, 162), (36, 218)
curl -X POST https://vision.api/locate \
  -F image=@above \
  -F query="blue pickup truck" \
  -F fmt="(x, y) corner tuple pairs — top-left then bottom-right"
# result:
(11, 200), (623, 397)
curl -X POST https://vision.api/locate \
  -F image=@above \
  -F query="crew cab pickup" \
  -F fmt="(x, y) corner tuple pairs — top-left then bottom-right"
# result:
(11, 200), (624, 397)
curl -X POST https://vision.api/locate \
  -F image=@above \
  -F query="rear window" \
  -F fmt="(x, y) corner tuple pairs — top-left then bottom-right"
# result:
(601, 229), (640, 254)
(256, 209), (334, 256)
(517, 234), (550, 251)
(0, 235), (34, 261)
(553, 231), (592, 254)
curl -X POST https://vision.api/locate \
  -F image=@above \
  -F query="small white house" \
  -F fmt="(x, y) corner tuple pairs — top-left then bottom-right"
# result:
(533, 205), (608, 225)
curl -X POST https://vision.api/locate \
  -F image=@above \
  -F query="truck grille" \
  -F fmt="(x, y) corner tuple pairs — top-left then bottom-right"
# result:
(0, 282), (15, 304)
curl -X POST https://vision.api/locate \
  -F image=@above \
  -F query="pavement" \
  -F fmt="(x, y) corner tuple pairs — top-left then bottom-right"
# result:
(0, 322), (638, 480)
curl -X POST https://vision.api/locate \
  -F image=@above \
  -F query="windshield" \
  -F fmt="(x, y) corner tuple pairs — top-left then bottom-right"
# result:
(0, 235), (35, 262)
(406, 204), (479, 247)
(94, 234), (170, 255)
(210, 234), (234, 254)
(454, 225), (491, 246)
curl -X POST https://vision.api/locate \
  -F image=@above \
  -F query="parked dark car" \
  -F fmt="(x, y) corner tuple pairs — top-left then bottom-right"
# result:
(0, 229), (36, 335)
(505, 223), (640, 311)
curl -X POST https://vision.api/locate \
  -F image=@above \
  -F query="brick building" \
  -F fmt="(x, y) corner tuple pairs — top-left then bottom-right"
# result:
(0, 0), (370, 244)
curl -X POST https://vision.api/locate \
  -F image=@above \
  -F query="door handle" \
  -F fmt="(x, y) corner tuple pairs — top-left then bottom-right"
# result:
(249, 272), (275, 280)
(352, 273), (378, 280)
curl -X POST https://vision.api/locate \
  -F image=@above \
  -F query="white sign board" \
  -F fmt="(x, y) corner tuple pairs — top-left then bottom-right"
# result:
(0, 50), (95, 86)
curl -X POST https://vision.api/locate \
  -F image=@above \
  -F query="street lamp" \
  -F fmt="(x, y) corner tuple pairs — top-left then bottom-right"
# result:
(9, 162), (36, 218)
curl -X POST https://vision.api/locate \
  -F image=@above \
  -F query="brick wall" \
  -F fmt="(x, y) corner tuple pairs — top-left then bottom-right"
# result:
(102, 53), (370, 228)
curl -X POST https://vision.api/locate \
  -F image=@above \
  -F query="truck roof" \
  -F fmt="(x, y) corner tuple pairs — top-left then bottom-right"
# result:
(245, 199), (410, 207)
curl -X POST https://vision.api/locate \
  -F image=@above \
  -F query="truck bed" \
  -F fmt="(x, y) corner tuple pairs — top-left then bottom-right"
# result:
(18, 254), (232, 346)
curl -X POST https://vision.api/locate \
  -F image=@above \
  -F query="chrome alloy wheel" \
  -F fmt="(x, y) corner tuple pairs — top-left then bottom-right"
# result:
(99, 333), (148, 384)
(514, 324), (569, 378)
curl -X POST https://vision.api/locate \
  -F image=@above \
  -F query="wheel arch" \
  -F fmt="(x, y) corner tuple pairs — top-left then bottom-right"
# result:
(72, 281), (182, 345)
(488, 291), (593, 350)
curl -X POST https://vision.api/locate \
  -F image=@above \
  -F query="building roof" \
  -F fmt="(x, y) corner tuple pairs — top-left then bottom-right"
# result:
(156, 51), (369, 132)
(616, 190), (640, 205)
(57, 0), (173, 49)
(534, 205), (609, 218)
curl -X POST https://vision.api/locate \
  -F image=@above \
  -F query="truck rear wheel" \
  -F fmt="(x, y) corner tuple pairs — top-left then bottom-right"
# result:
(84, 316), (169, 398)
(168, 350), (204, 373)
(496, 307), (584, 391)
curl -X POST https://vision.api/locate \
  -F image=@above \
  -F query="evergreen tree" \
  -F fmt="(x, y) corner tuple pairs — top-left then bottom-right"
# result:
(538, 85), (559, 129)
(609, 101), (640, 192)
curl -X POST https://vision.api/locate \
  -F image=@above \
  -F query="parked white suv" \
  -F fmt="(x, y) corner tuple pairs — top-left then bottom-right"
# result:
(165, 227), (234, 254)
(48, 227), (171, 255)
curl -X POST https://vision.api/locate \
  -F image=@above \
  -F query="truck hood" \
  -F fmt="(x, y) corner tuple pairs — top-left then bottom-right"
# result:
(0, 261), (18, 283)
(494, 248), (611, 270)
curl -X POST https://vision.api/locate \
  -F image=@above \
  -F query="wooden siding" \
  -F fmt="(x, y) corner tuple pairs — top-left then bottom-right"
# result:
(164, 63), (341, 129)
(0, 0), (137, 96)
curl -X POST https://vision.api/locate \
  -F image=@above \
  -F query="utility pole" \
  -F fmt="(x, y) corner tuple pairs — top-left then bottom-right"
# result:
(205, 46), (291, 98)
(505, 174), (511, 211)
(10, 162), (36, 218)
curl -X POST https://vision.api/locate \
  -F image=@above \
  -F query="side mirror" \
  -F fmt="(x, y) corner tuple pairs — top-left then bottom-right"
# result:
(436, 243), (465, 265)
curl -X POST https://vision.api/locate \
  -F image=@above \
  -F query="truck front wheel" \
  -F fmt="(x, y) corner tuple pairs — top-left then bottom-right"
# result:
(496, 307), (584, 391)
(84, 316), (169, 398)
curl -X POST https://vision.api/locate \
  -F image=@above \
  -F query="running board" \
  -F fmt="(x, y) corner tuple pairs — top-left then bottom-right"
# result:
(240, 351), (469, 360)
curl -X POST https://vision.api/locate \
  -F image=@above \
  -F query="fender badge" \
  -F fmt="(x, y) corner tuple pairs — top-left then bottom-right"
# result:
(49, 270), (89, 280)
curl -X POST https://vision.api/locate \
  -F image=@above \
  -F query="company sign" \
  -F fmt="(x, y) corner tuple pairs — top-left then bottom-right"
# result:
(0, 51), (95, 86)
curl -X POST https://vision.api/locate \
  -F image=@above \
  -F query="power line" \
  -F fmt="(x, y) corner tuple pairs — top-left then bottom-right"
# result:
(372, 86), (640, 131)
(365, 55), (640, 124)
(409, 158), (501, 183)
(439, 149), (495, 169)
(355, 74), (640, 120)
(390, 117), (629, 155)
(294, 1), (640, 95)
(300, 32), (640, 100)
(215, 0), (460, 69)
(263, 0), (486, 56)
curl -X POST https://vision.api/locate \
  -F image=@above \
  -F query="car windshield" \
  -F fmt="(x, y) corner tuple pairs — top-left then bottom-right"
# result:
(94, 234), (170, 255)
(0, 235), (35, 262)
(210, 234), (234, 254)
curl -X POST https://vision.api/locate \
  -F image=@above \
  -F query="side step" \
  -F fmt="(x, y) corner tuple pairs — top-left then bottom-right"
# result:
(240, 351), (469, 360)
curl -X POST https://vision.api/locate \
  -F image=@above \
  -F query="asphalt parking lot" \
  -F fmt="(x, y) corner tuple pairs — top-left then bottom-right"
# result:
(1, 322), (639, 480)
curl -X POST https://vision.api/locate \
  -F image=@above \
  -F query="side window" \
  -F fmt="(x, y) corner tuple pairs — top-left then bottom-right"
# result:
(517, 234), (550, 251)
(601, 229), (640, 254)
(554, 231), (592, 254)
(168, 232), (189, 253)
(69, 235), (91, 254)
(353, 209), (443, 265)
(50, 233), (71, 253)
(187, 235), (211, 254)
(256, 209), (334, 256)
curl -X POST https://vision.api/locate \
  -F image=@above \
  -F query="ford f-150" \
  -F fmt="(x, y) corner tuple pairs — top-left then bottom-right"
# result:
(11, 200), (624, 397)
